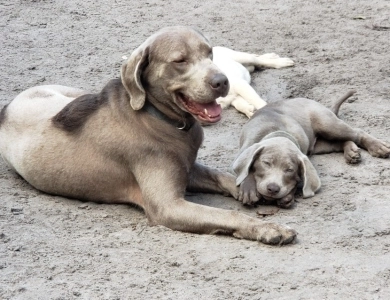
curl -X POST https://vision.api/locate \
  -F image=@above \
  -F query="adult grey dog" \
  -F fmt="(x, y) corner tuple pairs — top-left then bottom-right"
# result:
(0, 26), (296, 245)
(233, 91), (390, 208)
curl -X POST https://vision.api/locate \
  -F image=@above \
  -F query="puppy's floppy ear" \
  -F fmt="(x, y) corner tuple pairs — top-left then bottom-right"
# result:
(121, 46), (150, 110)
(298, 154), (321, 198)
(233, 142), (265, 186)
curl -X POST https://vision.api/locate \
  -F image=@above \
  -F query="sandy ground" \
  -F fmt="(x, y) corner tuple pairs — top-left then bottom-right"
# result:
(1, 0), (390, 299)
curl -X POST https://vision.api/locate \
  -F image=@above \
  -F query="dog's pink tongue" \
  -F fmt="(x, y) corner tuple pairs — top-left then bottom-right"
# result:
(194, 101), (222, 117)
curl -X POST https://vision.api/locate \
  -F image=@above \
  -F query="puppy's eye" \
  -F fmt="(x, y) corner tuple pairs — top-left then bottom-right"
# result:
(285, 168), (294, 173)
(262, 161), (271, 166)
(173, 59), (187, 64)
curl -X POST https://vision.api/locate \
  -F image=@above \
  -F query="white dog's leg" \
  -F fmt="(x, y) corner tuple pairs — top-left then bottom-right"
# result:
(216, 94), (236, 109)
(231, 96), (256, 118)
(234, 79), (267, 110)
(254, 53), (294, 69)
(213, 46), (294, 69)
(246, 66), (255, 73)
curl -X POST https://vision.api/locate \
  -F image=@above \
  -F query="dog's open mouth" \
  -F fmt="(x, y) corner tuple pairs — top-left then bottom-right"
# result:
(177, 92), (221, 124)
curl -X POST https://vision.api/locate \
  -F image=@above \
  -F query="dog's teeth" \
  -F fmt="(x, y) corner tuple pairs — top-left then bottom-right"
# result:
(204, 108), (208, 115)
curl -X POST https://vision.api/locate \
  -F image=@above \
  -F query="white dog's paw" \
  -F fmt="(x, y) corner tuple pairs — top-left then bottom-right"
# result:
(243, 105), (256, 118)
(271, 57), (295, 69)
(256, 53), (295, 69)
(216, 97), (231, 109)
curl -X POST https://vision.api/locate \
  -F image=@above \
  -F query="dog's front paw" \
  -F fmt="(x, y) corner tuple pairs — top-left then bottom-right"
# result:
(233, 222), (296, 245)
(216, 96), (231, 109)
(238, 175), (260, 205)
(257, 53), (295, 69)
(257, 223), (297, 245)
(271, 57), (295, 69)
(243, 105), (256, 118)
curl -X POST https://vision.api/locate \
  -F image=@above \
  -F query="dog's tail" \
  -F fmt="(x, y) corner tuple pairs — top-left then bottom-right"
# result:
(330, 90), (356, 116)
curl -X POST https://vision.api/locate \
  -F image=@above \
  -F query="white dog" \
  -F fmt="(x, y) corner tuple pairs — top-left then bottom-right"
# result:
(212, 47), (294, 118)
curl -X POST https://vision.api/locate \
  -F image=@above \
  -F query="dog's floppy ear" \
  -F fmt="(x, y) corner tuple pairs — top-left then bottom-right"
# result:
(121, 46), (150, 110)
(233, 142), (265, 186)
(298, 154), (321, 198)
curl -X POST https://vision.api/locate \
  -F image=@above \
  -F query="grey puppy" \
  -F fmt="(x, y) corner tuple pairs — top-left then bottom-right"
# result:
(233, 91), (390, 208)
(0, 26), (296, 245)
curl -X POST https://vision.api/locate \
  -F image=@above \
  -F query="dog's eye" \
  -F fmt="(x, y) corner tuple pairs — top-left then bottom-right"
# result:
(173, 59), (187, 64)
(285, 168), (294, 173)
(262, 161), (271, 166)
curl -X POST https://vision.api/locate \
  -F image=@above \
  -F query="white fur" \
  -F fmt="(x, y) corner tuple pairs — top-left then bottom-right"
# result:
(212, 46), (294, 118)
(0, 85), (86, 177)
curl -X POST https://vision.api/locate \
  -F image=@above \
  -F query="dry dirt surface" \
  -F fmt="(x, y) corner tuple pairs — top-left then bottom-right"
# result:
(1, 0), (390, 299)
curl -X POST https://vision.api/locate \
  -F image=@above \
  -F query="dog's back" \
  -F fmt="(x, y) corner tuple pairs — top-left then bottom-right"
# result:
(240, 98), (318, 153)
(240, 91), (358, 154)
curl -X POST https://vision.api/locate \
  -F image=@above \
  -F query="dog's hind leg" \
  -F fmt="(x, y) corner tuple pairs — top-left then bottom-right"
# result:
(313, 139), (361, 164)
(313, 108), (390, 158)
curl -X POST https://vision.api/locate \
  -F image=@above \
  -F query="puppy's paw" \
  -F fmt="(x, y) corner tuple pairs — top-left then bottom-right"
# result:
(344, 141), (361, 164)
(367, 139), (390, 158)
(238, 175), (260, 205)
(238, 186), (259, 205)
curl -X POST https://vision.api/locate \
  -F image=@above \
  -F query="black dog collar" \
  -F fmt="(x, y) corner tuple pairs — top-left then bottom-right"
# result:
(143, 101), (194, 131)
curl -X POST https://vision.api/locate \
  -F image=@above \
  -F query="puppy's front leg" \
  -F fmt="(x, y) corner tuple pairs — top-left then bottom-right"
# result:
(187, 162), (239, 198)
(238, 172), (260, 205)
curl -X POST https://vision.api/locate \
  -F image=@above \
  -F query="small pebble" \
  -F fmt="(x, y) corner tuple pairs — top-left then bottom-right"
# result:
(11, 208), (23, 215)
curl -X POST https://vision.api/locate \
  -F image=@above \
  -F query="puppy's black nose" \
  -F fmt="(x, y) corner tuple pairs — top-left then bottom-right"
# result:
(267, 183), (280, 195)
(209, 73), (229, 97)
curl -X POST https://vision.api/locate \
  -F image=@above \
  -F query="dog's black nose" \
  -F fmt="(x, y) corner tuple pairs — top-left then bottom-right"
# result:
(267, 183), (280, 195)
(209, 73), (229, 97)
